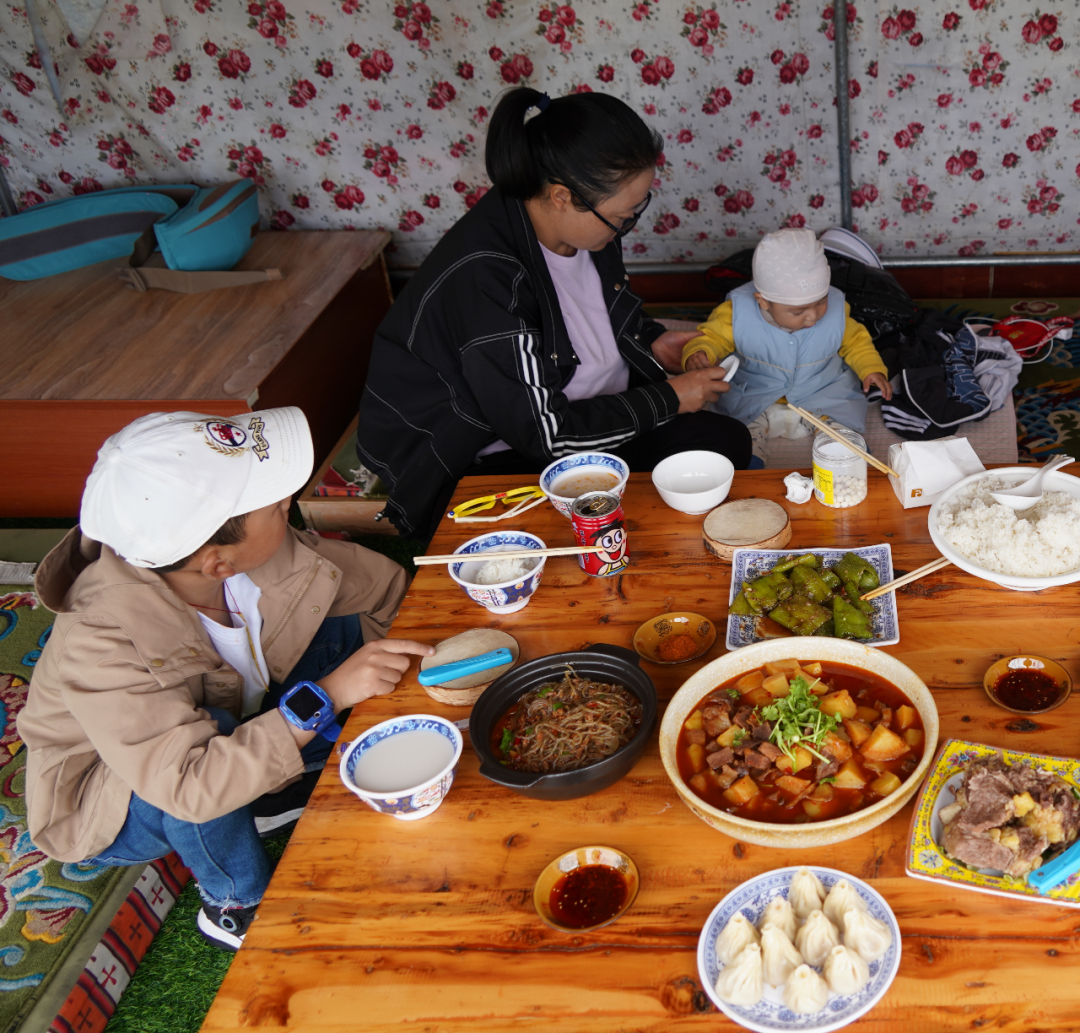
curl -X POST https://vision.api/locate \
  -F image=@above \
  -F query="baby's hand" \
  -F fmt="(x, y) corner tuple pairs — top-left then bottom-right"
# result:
(862, 372), (893, 401)
(684, 349), (713, 371)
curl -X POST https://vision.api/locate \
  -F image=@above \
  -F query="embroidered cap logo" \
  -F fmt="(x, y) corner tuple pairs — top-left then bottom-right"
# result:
(248, 416), (270, 461)
(201, 421), (248, 457)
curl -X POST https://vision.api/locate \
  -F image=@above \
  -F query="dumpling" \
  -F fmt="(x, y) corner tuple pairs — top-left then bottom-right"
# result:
(761, 923), (804, 987)
(788, 866), (826, 919)
(716, 943), (764, 1006)
(822, 878), (867, 928)
(794, 908), (840, 967)
(823, 944), (870, 995)
(843, 908), (892, 962)
(715, 912), (761, 965)
(758, 896), (797, 942)
(783, 963), (830, 1015)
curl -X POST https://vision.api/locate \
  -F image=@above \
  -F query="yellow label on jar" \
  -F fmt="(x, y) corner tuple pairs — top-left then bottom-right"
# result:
(812, 464), (834, 505)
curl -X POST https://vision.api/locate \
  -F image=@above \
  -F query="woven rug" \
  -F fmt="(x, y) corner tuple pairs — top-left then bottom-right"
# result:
(0, 587), (190, 1033)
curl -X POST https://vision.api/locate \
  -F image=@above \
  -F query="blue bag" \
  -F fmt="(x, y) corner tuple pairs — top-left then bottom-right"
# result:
(0, 180), (279, 292)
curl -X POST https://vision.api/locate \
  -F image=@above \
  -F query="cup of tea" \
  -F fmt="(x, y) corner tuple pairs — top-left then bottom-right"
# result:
(339, 715), (463, 820)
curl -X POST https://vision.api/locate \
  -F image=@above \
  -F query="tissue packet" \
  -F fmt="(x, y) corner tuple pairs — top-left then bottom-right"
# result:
(887, 436), (986, 508)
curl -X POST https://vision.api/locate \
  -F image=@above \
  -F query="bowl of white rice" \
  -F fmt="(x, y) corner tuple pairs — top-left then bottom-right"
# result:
(448, 531), (547, 614)
(929, 468), (1080, 592)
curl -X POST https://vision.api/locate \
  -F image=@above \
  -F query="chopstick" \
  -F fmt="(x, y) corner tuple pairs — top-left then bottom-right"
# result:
(788, 405), (900, 478)
(860, 557), (952, 601)
(414, 545), (603, 566)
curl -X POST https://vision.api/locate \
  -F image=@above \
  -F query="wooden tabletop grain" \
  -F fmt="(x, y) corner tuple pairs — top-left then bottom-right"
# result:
(0, 230), (389, 402)
(203, 470), (1080, 1033)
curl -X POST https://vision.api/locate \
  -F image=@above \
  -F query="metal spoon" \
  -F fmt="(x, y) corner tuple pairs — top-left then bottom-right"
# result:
(989, 454), (1076, 510)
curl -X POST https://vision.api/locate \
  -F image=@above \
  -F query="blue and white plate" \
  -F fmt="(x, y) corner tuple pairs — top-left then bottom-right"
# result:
(726, 545), (898, 650)
(698, 867), (901, 1033)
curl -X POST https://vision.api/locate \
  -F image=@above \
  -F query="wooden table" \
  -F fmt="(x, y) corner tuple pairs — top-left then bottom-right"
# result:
(0, 230), (391, 516)
(204, 471), (1080, 1033)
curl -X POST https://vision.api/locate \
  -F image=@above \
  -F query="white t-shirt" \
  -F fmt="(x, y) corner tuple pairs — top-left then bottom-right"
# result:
(477, 243), (630, 458)
(197, 572), (271, 718)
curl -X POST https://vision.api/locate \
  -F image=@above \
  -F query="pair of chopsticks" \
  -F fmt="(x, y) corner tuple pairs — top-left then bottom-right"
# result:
(788, 405), (900, 479)
(414, 545), (603, 566)
(860, 556), (952, 601)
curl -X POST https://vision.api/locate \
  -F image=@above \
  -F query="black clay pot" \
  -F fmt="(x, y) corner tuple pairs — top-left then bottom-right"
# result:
(469, 643), (658, 801)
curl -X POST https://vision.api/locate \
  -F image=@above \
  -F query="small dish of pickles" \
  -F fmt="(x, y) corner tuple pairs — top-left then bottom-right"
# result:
(726, 546), (899, 651)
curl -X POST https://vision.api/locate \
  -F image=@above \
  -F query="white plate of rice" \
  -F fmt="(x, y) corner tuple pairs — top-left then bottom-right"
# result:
(928, 468), (1080, 591)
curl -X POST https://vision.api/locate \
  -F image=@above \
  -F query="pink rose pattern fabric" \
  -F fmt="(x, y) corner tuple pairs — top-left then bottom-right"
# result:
(0, 0), (1077, 266)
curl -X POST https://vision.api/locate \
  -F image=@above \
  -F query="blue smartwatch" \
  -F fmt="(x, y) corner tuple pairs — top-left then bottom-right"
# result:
(278, 681), (342, 741)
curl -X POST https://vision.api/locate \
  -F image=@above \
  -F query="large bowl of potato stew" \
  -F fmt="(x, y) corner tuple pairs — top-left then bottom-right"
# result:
(659, 638), (939, 848)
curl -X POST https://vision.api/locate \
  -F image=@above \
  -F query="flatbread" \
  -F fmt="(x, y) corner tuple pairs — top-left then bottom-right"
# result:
(419, 629), (519, 690)
(703, 498), (792, 561)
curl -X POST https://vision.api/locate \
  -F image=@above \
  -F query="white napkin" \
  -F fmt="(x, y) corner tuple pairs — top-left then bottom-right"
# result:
(887, 437), (986, 509)
(784, 471), (814, 504)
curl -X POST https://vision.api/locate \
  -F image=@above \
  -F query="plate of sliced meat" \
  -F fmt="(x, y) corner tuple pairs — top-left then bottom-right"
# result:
(905, 738), (1080, 908)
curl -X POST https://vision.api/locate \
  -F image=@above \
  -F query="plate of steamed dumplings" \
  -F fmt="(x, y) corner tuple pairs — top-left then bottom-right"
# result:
(697, 866), (901, 1033)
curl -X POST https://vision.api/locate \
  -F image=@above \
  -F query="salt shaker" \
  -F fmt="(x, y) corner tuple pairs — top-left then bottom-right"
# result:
(811, 428), (868, 508)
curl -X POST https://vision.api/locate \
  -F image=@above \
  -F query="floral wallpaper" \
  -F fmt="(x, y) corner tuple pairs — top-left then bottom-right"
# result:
(1, 0), (1078, 267)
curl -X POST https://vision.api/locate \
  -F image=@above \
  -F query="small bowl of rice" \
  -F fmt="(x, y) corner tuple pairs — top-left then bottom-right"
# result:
(448, 531), (547, 614)
(929, 468), (1080, 592)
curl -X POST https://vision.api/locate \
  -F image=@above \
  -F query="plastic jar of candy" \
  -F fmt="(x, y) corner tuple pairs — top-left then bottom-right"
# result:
(811, 428), (868, 508)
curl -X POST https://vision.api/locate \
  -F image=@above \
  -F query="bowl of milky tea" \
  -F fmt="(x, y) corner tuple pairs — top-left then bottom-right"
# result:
(929, 467), (1080, 591)
(540, 452), (630, 517)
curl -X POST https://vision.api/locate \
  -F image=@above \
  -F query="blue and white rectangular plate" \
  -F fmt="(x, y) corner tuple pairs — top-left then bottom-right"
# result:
(726, 545), (898, 651)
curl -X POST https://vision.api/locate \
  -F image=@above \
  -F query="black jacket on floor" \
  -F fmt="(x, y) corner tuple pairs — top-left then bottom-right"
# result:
(357, 188), (679, 536)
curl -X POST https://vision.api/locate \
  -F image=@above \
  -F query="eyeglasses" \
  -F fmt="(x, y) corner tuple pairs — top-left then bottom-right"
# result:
(447, 486), (547, 522)
(556, 185), (652, 238)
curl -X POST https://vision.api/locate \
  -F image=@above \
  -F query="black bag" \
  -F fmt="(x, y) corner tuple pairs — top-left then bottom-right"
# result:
(703, 247), (921, 341)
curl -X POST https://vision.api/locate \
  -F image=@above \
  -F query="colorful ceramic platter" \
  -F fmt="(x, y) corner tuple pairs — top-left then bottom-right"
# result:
(905, 738), (1080, 909)
(726, 545), (899, 651)
(698, 866), (901, 1033)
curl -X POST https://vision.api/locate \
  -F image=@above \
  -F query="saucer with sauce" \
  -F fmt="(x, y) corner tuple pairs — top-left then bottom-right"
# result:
(982, 655), (1072, 715)
(532, 845), (639, 934)
(633, 611), (715, 665)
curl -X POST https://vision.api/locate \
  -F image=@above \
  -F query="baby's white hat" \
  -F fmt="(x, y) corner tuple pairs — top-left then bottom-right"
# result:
(81, 407), (314, 568)
(752, 228), (831, 305)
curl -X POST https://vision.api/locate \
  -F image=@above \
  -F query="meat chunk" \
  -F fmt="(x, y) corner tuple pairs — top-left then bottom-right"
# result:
(705, 712), (732, 738)
(707, 746), (735, 769)
(813, 757), (840, 782)
(750, 717), (773, 741)
(757, 741), (783, 762)
(745, 750), (772, 772)
(733, 707), (754, 729)
(685, 728), (707, 746)
(961, 769), (1017, 832)
(942, 822), (1017, 872)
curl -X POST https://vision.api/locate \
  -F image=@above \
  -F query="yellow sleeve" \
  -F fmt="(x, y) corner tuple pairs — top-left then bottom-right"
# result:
(681, 299), (737, 369)
(837, 304), (887, 382)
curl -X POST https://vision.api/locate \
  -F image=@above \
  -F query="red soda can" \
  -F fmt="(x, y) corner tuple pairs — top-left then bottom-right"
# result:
(571, 491), (629, 577)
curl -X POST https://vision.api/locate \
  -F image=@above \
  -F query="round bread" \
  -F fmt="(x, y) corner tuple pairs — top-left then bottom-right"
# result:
(703, 498), (792, 562)
(419, 629), (520, 705)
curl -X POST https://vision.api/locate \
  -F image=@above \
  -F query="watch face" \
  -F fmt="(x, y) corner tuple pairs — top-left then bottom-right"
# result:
(287, 684), (324, 722)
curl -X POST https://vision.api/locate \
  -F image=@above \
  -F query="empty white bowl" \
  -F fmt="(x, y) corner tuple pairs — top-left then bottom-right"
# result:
(651, 451), (735, 514)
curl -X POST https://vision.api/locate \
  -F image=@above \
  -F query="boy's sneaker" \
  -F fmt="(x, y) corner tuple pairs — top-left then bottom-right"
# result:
(251, 769), (321, 839)
(197, 901), (259, 952)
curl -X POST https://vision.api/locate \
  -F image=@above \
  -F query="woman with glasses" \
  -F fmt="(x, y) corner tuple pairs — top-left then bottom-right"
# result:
(358, 87), (752, 539)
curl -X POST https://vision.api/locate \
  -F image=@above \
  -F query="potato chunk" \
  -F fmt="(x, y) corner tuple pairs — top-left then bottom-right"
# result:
(842, 718), (873, 748)
(870, 771), (903, 796)
(763, 672), (791, 698)
(859, 723), (911, 762)
(722, 775), (760, 806)
(894, 704), (917, 731)
(736, 670), (764, 693)
(684, 709), (704, 732)
(775, 774), (812, 797)
(832, 758), (867, 789)
(687, 743), (706, 773)
(819, 689), (857, 720)
(823, 730), (853, 763)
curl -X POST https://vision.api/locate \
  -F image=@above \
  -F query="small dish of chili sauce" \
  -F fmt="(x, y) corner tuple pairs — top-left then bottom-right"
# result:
(533, 846), (640, 933)
(983, 655), (1072, 715)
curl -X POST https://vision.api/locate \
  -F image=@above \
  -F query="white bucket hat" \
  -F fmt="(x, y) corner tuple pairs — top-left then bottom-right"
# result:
(752, 228), (831, 305)
(81, 407), (314, 568)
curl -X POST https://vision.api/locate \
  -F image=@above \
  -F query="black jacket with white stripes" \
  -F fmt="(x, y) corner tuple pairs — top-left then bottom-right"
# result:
(357, 187), (679, 537)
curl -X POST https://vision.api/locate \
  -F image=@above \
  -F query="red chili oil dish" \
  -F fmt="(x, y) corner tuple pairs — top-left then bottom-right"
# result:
(676, 660), (925, 824)
(549, 864), (628, 929)
(992, 668), (1063, 712)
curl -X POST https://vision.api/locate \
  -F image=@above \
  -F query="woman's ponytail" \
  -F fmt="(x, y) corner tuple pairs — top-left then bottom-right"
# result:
(485, 88), (662, 205)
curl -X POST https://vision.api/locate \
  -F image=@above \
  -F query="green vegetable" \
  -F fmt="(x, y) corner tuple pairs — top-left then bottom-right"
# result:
(537, 685), (553, 698)
(812, 619), (836, 637)
(550, 701), (563, 711)
(790, 565), (834, 604)
(499, 727), (514, 753)
(770, 553), (819, 574)
(760, 675), (840, 764)
(743, 570), (795, 613)
(841, 577), (874, 615)
(768, 594), (833, 636)
(727, 688), (742, 700)
(833, 594), (874, 639)
(731, 729), (747, 746)
(730, 591), (756, 616)
(819, 776), (837, 785)
(832, 552), (880, 591)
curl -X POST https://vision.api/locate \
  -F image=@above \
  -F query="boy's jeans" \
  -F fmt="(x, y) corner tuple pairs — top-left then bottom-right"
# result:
(82, 615), (363, 908)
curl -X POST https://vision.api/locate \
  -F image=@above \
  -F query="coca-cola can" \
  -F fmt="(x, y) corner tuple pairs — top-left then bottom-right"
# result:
(571, 491), (629, 577)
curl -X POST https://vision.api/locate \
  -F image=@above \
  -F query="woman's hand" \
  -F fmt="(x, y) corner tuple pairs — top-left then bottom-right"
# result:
(862, 372), (893, 401)
(668, 367), (731, 413)
(650, 330), (700, 373)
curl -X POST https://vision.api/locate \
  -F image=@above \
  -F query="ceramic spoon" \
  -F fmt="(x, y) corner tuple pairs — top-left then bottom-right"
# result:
(989, 454), (1075, 511)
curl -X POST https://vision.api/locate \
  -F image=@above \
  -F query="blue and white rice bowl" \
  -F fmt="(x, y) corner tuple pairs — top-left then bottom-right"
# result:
(448, 531), (547, 614)
(698, 866), (901, 1033)
(339, 715), (463, 821)
(540, 452), (630, 517)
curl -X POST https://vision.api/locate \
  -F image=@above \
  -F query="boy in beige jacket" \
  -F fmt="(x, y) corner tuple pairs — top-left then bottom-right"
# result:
(16, 407), (432, 950)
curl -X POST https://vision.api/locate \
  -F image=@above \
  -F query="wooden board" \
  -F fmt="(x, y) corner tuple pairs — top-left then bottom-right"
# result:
(204, 470), (1080, 1033)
